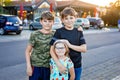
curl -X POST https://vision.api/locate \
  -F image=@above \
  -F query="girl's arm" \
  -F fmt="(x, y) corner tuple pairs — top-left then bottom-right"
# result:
(69, 67), (75, 80)
(25, 44), (33, 76)
(50, 46), (67, 73)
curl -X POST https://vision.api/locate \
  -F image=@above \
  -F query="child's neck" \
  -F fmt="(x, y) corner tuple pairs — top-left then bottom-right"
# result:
(58, 55), (66, 60)
(64, 26), (74, 30)
(40, 29), (52, 34)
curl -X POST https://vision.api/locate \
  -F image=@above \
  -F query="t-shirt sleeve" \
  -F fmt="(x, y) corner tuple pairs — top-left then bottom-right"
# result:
(50, 29), (61, 45)
(29, 32), (35, 46)
(79, 31), (86, 45)
(67, 58), (74, 69)
(50, 58), (54, 66)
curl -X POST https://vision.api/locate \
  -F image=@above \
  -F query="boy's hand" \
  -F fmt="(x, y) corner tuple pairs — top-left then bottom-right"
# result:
(77, 26), (83, 31)
(57, 39), (71, 47)
(58, 63), (67, 74)
(26, 66), (33, 76)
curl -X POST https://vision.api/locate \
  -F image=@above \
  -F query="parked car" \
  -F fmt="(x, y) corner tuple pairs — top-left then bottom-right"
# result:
(52, 17), (63, 30)
(0, 14), (23, 35)
(29, 17), (63, 30)
(29, 17), (42, 30)
(74, 18), (90, 29)
(87, 17), (104, 29)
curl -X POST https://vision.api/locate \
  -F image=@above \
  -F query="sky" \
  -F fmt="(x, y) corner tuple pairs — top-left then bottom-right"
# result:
(56, 0), (116, 6)
(12, 0), (116, 7)
(80, 0), (116, 6)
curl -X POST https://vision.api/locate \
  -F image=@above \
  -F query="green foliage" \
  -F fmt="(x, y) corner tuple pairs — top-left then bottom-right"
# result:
(101, 5), (120, 26)
(4, 0), (12, 6)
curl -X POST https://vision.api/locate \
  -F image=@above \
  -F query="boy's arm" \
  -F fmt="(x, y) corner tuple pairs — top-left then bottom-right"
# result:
(62, 39), (87, 53)
(69, 67), (75, 80)
(69, 44), (87, 53)
(50, 46), (67, 73)
(25, 44), (33, 76)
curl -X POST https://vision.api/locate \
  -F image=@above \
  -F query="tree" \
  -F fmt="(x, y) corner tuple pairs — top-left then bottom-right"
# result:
(101, 1), (120, 26)
(4, 0), (12, 6)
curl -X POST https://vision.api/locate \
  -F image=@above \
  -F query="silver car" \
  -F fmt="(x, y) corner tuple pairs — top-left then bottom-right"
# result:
(52, 17), (63, 30)
(29, 18), (42, 30)
(74, 18), (90, 29)
(29, 17), (62, 30)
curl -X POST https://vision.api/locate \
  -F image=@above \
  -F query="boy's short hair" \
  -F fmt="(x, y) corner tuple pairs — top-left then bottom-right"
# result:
(40, 11), (54, 20)
(61, 7), (78, 19)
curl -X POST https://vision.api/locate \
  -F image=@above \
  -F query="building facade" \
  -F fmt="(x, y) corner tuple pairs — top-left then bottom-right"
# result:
(2, 0), (98, 21)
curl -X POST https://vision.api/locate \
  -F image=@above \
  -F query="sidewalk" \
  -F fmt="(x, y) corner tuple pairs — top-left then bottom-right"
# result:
(83, 28), (118, 34)
(81, 57), (120, 80)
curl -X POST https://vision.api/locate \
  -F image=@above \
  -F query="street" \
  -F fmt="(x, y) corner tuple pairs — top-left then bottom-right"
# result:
(82, 31), (120, 80)
(0, 29), (120, 80)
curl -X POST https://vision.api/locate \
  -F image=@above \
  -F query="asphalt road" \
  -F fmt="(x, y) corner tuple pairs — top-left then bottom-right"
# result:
(84, 31), (120, 65)
(81, 32), (120, 80)
(0, 30), (120, 80)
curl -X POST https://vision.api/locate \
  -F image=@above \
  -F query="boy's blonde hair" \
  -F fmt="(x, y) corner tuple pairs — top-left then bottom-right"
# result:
(40, 11), (54, 20)
(53, 40), (69, 57)
(61, 7), (78, 19)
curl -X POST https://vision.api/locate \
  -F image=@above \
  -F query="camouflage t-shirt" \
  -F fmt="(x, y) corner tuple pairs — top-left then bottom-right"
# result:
(29, 30), (54, 68)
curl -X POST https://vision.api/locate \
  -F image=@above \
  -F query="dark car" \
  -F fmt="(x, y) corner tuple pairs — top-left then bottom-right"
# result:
(0, 14), (23, 35)
(87, 17), (104, 29)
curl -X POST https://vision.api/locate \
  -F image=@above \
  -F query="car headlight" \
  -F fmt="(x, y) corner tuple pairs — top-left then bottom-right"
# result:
(19, 26), (23, 29)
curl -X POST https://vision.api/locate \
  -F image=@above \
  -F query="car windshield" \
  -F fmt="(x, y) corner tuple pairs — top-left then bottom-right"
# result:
(76, 19), (82, 22)
(7, 16), (22, 23)
(88, 18), (96, 22)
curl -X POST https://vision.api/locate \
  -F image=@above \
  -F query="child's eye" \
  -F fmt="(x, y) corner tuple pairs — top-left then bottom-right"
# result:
(70, 17), (74, 19)
(49, 20), (52, 22)
(65, 18), (68, 20)
(43, 20), (47, 22)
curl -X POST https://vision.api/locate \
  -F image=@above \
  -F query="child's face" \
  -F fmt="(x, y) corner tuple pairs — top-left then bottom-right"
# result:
(62, 15), (76, 28)
(40, 19), (54, 30)
(55, 43), (66, 56)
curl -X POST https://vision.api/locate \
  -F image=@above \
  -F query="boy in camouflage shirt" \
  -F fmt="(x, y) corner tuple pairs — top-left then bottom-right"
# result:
(25, 11), (54, 80)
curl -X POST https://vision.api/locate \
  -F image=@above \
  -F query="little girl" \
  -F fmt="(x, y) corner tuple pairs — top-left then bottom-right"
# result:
(50, 40), (75, 80)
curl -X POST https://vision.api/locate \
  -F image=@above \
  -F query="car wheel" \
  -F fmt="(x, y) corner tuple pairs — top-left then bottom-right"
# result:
(16, 31), (21, 35)
(29, 25), (34, 30)
(98, 26), (103, 29)
(85, 27), (89, 30)
(0, 28), (5, 35)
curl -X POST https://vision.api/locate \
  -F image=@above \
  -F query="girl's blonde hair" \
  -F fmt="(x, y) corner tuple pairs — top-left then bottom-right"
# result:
(53, 40), (69, 57)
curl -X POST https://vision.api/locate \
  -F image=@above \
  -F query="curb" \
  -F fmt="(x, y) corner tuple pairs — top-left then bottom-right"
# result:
(83, 28), (118, 34)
